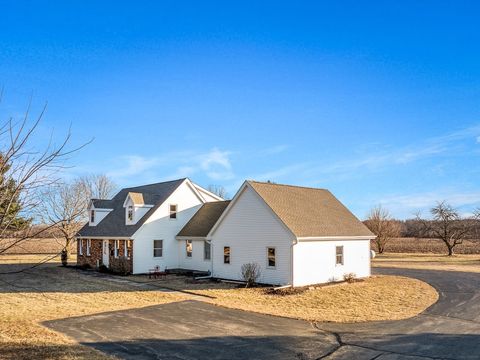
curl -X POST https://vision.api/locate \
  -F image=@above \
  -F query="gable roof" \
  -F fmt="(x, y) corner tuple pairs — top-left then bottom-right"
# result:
(125, 192), (145, 206)
(246, 181), (374, 238)
(177, 201), (230, 238)
(77, 179), (186, 238)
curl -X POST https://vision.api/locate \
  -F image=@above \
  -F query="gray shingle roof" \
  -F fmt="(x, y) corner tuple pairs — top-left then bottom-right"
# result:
(77, 179), (186, 238)
(248, 181), (374, 238)
(177, 201), (230, 237)
(91, 199), (114, 209)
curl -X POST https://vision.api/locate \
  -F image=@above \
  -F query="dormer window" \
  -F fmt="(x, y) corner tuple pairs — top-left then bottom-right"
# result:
(90, 210), (95, 223)
(127, 205), (134, 221)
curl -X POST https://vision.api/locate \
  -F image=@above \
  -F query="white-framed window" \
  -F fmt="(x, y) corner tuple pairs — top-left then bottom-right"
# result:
(204, 241), (211, 260)
(124, 240), (129, 257)
(267, 247), (276, 268)
(78, 239), (83, 256)
(169, 204), (177, 219)
(86, 239), (91, 256)
(153, 240), (163, 257)
(186, 240), (192, 257)
(90, 210), (95, 223)
(336, 246), (344, 265)
(114, 240), (119, 258)
(127, 205), (134, 221)
(224, 246), (230, 264)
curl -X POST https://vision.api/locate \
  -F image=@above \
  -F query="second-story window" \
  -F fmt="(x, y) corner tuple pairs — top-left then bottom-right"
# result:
(127, 205), (134, 221)
(90, 210), (95, 223)
(170, 204), (177, 219)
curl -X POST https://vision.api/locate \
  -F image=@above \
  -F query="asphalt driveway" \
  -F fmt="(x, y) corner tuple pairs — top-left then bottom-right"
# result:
(45, 268), (480, 360)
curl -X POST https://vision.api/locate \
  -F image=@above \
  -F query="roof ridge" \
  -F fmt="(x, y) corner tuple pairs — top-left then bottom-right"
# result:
(124, 178), (187, 191)
(248, 180), (329, 192)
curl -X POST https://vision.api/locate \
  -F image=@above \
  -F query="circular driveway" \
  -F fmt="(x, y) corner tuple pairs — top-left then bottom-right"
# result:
(46, 268), (479, 359)
(315, 268), (480, 359)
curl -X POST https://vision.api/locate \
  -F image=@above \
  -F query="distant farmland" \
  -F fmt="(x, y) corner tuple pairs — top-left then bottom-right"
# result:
(373, 237), (480, 254)
(1, 238), (77, 254)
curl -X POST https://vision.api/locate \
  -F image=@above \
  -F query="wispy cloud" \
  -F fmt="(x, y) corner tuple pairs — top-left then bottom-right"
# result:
(377, 190), (480, 218)
(105, 148), (234, 184)
(304, 123), (480, 182)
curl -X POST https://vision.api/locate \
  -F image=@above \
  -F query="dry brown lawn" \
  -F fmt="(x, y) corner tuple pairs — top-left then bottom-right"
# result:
(0, 255), (185, 360)
(373, 253), (480, 273)
(132, 274), (439, 323)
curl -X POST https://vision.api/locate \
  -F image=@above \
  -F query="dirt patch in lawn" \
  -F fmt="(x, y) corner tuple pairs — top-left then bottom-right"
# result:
(0, 255), (185, 360)
(132, 274), (438, 323)
(373, 253), (480, 273)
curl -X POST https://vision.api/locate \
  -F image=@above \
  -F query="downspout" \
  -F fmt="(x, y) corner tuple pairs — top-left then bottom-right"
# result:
(290, 236), (298, 286)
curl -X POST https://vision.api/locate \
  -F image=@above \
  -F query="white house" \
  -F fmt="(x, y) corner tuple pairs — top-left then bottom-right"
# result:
(76, 178), (223, 274)
(76, 178), (375, 286)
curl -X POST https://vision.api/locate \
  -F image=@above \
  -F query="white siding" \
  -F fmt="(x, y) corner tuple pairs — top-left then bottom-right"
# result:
(131, 181), (204, 274)
(210, 187), (294, 285)
(177, 239), (212, 272)
(292, 239), (371, 286)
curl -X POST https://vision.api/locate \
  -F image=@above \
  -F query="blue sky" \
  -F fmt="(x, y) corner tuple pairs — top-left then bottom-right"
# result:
(1, 1), (480, 219)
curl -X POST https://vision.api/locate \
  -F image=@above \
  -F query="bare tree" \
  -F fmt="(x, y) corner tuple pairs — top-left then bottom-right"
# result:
(37, 180), (87, 265)
(79, 173), (117, 200)
(207, 184), (228, 199)
(416, 202), (475, 256)
(364, 205), (401, 254)
(37, 174), (116, 265)
(0, 95), (89, 257)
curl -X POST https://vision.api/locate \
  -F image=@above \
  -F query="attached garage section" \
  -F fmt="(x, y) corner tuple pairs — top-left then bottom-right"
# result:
(292, 239), (371, 287)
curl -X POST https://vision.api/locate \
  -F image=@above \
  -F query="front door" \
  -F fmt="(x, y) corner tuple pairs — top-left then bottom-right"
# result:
(102, 240), (109, 267)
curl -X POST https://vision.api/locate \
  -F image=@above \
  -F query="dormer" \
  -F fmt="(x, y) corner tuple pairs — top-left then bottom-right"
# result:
(89, 199), (114, 226)
(123, 192), (153, 225)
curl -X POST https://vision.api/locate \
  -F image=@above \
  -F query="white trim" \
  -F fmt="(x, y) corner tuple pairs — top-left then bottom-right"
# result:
(86, 239), (91, 256)
(296, 236), (375, 241)
(114, 240), (119, 258)
(193, 184), (224, 201)
(169, 203), (178, 220)
(203, 240), (211, 261)
(78, 239), (83, 256)
(266, 246), (276, 269)
(184, 179), (208, 203)
(185, 239), (193, 258)
(153, 239), (163, 258)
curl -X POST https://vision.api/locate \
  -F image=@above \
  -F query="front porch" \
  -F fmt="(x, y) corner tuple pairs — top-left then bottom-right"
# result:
(77, 238), (133, 274)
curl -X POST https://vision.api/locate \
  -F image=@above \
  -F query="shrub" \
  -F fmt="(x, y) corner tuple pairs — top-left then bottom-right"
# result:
(263, 287), (305, 296)
(240, 262), (261, 287)
(78, 263), (91, 270)
(110, 256), (131, 275)
(343, 272), (357, 283)
(98, 264), (110, 273)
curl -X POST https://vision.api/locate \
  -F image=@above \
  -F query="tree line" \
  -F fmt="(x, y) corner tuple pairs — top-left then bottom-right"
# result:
(364, 204), (480, 256)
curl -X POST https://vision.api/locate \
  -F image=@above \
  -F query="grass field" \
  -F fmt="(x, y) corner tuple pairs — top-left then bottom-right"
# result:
(373, 237), (480, 254)
(373, 253), (480, 273)
(1, 238), (77, 254)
